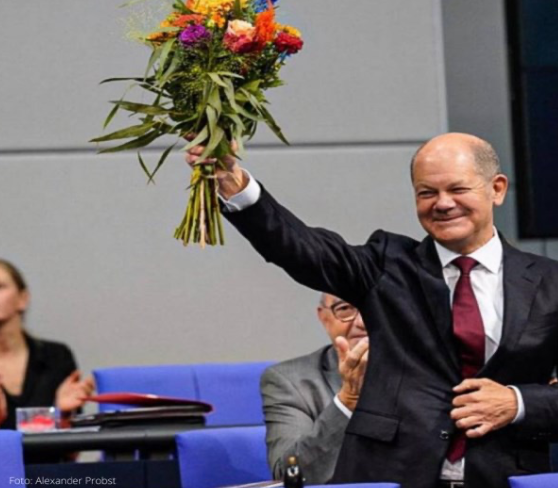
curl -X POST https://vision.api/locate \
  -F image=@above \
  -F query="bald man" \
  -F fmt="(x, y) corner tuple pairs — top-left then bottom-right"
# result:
(261, 293), (368, 484)
(187, 133), (558, 488)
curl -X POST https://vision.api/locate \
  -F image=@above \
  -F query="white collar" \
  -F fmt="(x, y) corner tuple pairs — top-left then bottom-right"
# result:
(434, 228), (503, 274)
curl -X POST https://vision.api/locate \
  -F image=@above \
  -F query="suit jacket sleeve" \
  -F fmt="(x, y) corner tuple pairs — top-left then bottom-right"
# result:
(261, 367), (349, 484)
(225, 185), (387, 305)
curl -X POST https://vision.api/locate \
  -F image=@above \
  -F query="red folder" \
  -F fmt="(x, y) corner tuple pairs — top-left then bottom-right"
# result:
(86, 392), (213, 412)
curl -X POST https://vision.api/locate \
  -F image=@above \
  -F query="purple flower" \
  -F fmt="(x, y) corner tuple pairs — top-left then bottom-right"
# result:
(179, 24), (211, 47)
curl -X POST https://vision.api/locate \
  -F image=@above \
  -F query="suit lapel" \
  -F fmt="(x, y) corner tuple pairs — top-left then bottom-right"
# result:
(415, 236), (460, 373)
(481, 239), (540, 375)
(322, 345), (342, 394)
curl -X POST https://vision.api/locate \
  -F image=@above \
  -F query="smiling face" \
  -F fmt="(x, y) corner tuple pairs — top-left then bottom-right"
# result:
(317, 294), (367, 348)
(412, 134), (508, 254)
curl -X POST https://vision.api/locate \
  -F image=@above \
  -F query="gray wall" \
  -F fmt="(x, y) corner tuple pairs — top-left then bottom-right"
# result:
(0, 0), (446, 374)
(442, 0), (558, 259)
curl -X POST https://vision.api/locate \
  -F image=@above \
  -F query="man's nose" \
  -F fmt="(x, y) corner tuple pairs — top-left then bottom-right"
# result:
(433, 192), (455, 211)
(353, 313), (365, 329)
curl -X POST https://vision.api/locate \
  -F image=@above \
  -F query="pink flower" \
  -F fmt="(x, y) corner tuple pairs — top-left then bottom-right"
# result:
(223, 20), (257, 53)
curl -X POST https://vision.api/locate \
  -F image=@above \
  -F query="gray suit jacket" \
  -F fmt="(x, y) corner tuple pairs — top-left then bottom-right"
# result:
(260, 345), (349, 484)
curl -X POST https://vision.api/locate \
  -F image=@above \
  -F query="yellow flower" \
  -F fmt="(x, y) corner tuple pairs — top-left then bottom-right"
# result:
(276, 23), (301, 38)
(187, 0), (247, 15)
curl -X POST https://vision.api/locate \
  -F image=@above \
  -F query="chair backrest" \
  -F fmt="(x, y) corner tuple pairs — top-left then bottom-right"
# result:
(0, 430), (25, 486)
(93, 361), (274, 424)
(93, 365), (197, 411)
(176, 425), (270, 488)
(192, 362), (274, 426)
(509, 473), (558, 488)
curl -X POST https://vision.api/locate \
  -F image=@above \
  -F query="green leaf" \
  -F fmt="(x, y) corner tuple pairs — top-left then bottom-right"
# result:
(156, 39), (177, 79)
(207, 72), (227, 88)
(224, 113), (245, 131)
(223, 79), (240, 112)
(158, 52), (181, 87)
(241, 80), (262, 93)
(206, 106), (218, 137)
(183, 127), (210, 151)
(145, 45), (163, 79)
(240, 88), (263, 110)
(198, 126), (225, 162)
(148, 142), (177, 183)
(214, 71), (244, 80)
(207, 86), (222, 115)
(259, 105), (289, 145)
(90, 122), (156, 142)
(137, 152), (153, 182)
(98, 130), (163, 153)
(102, 103), (120, 130)
(100, 77), (151, 85)
(223, 79), (260, 122)
(111, 100), (170, 115)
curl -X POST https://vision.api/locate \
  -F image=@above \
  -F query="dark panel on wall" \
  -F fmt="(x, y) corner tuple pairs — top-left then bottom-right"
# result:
(507, 0), (558, 238)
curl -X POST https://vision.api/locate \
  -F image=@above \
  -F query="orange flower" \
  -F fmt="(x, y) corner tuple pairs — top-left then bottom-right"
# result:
(210, 11), (226, 28)
(172, 14), (205, 28)
(254, 8), (276, 49)
(146, 31), (175, 44)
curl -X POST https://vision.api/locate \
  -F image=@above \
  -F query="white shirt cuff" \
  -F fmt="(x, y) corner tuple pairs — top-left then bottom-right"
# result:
(219, 169), (260, 212)
(508, 385), (525, 423)
(334, 394), (353, 418)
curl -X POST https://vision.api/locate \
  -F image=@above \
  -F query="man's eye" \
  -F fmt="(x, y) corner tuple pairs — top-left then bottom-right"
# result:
(417, 191), (435, 198)
(452, 187), (469, 194)
(336, 305), (351, 312)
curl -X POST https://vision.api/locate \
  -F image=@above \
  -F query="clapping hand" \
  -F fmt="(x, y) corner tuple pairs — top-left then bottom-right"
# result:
(335, 336), (369, 411)
(55, 370), (95, 413)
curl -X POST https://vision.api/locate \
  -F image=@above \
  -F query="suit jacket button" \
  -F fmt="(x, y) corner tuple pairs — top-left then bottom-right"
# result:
(440, 430), (450, 440)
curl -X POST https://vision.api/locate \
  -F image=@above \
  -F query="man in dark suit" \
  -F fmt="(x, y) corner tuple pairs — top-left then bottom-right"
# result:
(261, 293), (369, 484)
(187, 132), (558, 488)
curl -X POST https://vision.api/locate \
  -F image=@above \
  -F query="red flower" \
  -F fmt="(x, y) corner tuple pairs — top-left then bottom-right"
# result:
(274, 32), (303, 54)
(223, 32), (258, 53)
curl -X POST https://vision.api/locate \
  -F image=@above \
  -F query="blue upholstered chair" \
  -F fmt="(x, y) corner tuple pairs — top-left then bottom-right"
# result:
(0, 430), (25, 487)
(93, 364), (197, 411)
(176, 425), (400, 488)
(176, 425), (270, 488)
(509, 473), (558, 487)
(93, 361), (274, 425)
(192, 362), (274, 426)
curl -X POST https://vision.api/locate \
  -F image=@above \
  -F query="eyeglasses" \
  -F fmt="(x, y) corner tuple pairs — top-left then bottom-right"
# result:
(322, 302), (359, 322)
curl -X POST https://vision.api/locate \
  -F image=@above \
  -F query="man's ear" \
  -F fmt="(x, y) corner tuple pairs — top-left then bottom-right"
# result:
(492, 174), (509, 207)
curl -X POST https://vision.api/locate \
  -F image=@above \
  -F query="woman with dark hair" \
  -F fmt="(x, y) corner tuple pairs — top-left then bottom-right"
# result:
(0, 259), (94, 429)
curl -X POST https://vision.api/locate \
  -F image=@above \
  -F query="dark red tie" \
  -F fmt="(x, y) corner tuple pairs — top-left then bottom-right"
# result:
(447, 256), (485, 463)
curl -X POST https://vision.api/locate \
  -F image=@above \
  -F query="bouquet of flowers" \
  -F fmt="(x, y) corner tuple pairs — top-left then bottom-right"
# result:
(92, 0), (303, 247)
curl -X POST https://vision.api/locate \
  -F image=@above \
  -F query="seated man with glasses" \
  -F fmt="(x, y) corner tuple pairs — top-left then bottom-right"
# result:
(260, 293), (369, 484)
